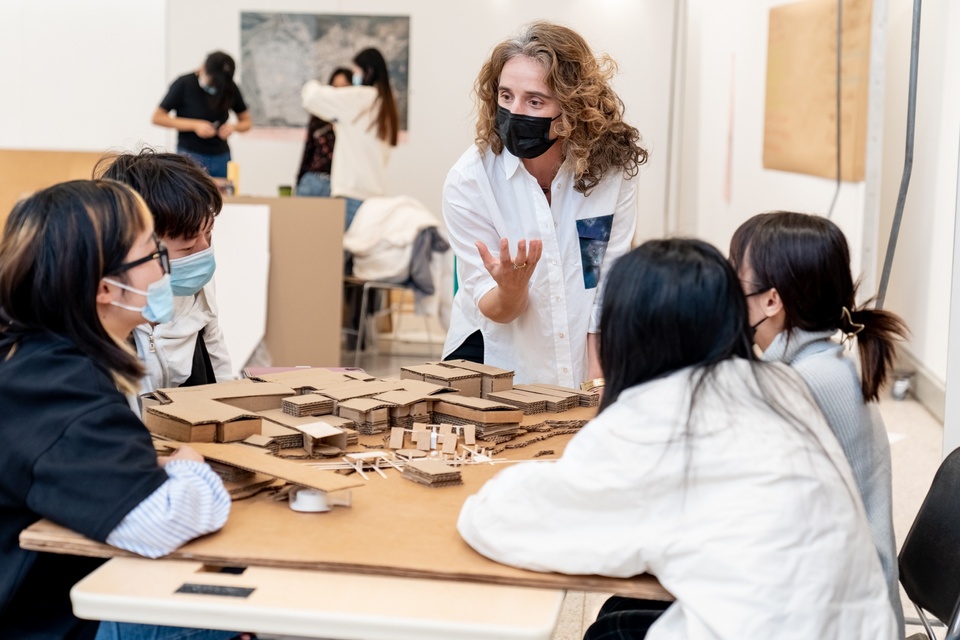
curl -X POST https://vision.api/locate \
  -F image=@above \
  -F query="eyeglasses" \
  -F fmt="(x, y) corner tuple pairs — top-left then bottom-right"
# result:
(110, 234), (171, 276)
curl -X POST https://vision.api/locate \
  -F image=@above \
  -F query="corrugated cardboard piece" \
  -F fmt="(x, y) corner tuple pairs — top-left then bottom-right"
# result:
(432, 396), (523, 425)
(401, 364), (482, 398)
(187, 442), (362, 493)
(439, 359), (514, 398)
(143, 380), (296, 443)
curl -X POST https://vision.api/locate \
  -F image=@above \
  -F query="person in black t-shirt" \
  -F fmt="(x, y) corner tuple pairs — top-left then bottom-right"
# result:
(152, 51), (251, 177)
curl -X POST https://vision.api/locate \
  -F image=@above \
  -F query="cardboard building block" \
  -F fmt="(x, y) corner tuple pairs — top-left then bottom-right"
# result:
(432, 396), (523, 425)
(144, 398), (262, 443)
(400, 364), (482, 398)
(439, 359), (515, 397)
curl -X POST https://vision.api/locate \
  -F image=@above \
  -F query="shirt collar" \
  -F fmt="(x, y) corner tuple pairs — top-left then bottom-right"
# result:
(501, 149), (523, 180)
(500, 148), (573, 184)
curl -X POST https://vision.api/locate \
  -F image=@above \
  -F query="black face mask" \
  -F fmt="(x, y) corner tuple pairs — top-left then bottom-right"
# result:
(495, 105), (559, 159)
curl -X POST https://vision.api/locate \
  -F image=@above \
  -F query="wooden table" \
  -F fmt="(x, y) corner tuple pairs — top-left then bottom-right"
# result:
(22, 405), (672, 638)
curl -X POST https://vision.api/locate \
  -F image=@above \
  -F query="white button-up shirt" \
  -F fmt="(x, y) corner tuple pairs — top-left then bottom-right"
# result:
(442, 145), (638, 387)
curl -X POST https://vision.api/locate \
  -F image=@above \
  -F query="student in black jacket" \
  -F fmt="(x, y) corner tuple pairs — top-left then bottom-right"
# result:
(0, 180), (232, 639)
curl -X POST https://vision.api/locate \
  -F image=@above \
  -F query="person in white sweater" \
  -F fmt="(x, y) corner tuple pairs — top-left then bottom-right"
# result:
(301, 47), (399, 230)
(730, 211), (909, 637)
(458, 239), (898, 640)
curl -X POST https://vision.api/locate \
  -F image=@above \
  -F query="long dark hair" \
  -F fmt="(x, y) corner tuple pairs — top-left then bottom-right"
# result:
(354, 48), (399, 146)
(95, 149), (222, 239)
(0, 180), (150, 391)
(729, 211), (908, 402)
(204, 51), (238, 114)
(599, 239), (755, 411)
(598, 239), (853, 497)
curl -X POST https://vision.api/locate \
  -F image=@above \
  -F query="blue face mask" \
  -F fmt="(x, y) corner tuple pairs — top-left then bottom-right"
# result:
(103, 274), (174, 324)
(169, 247), (216, 297)
(352, 71), (364, 86)
(199, 76), (218, 95)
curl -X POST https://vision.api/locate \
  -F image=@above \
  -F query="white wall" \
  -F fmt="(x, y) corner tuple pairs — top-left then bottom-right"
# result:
(0, 0), (167, 153)
(677, 0), (876, 284)
(165, 0), (677, 239)
(877, 0), (959, 387)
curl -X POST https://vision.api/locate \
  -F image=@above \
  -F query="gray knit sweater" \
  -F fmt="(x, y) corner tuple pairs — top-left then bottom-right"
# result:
(763, 329), (903, 637)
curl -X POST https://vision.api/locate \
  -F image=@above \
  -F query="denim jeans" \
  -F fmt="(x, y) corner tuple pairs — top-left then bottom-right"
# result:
(176, 147), (231, 178)
(296, 171), (332, 197)
(95, 622), (239, 640)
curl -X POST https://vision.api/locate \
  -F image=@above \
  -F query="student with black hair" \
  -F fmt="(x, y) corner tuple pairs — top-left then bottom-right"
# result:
(458, 239), (897, 639)
(730, 211), (908, 637)
(96, 150), (233, 395)
(297, 67), (354, 197)
(153, 51), (252, 177)
(0, 180), (231, 639)
(301, 48), (399, 229)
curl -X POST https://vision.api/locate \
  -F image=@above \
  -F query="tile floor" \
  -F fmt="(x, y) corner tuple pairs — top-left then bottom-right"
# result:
(350, 338), (947, 639)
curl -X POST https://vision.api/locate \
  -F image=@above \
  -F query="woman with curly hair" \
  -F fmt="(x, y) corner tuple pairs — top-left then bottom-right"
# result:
(442, 21), (647, 387)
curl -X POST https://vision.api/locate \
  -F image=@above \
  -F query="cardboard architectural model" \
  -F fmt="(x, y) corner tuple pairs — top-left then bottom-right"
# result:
(142, 364), (592, 486)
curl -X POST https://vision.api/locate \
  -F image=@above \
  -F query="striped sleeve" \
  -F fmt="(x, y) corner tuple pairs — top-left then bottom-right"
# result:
(105, 460), (231, 558)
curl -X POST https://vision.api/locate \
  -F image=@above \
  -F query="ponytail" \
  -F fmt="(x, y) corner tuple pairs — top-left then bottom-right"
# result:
(844, 306), (909, 402)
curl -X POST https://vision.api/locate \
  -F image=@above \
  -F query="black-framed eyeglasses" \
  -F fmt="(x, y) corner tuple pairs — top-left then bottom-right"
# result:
(110, 234), (170, 276)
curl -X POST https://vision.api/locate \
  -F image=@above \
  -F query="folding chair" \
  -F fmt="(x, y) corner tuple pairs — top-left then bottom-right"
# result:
(898, 447), (960, 640)
(342, 275), (434, 368)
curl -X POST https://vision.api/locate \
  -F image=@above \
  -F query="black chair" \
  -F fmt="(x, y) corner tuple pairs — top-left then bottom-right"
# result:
(899, 447), (960, 640)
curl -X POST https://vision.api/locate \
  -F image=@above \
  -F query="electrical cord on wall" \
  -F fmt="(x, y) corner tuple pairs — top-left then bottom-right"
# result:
(876, 0), (922, 309)
(827, 0), (842, 219)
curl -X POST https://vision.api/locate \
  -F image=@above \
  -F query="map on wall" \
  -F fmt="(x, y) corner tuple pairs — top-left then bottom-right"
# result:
(240, 12), (410, 130)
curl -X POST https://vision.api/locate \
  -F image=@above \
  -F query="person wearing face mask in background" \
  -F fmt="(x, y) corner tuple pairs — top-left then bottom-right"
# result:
(152, 51), (252, 178)
(442, 22), (647, 388)
(97, 150), (234, 398)
(0, 180), (233, 639)
(296, 67), (354, 197)
(301, 48), (399, 230)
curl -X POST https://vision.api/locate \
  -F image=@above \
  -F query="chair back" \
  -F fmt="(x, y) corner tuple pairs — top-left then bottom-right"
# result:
(899, 447), (960, 629)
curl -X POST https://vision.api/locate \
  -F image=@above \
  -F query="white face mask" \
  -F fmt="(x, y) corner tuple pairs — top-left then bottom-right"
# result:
(103, 274), (174, 324)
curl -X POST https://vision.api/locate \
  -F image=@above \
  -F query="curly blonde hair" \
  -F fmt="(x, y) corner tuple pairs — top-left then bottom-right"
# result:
(474, 22), (648, 195)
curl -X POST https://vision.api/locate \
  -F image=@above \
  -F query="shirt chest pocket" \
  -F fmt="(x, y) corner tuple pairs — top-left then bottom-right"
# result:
(576, 214), (614, 289)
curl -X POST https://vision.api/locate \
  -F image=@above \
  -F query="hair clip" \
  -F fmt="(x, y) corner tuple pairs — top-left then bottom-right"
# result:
(841, 306), (865, 344)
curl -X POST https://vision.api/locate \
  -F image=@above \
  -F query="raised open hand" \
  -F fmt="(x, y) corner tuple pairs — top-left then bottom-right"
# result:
(475, 237), (543, 293)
